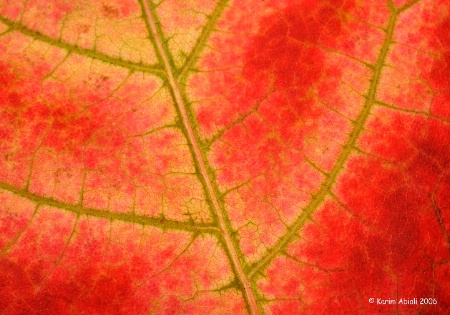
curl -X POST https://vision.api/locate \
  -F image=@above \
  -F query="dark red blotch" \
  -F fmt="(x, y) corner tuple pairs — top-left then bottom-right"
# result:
(243, 0), (347, 96)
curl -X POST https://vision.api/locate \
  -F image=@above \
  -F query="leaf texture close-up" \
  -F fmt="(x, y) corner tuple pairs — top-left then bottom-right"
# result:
(0, 0), (449, 314)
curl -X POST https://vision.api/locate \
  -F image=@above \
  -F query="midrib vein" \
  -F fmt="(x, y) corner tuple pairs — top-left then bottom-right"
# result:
(140, 1), (260, 314)
(0, 181), (218, 233)
(0, 15), (164, 75)
(248, 8), (399, 278)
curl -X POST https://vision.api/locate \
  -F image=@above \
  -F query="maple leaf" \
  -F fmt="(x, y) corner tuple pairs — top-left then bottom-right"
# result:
(0, 0), (449, 314)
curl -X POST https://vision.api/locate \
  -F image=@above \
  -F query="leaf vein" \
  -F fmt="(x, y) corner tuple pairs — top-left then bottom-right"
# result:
(138, 0), (260, 313)
(248, 9), (400, 279)
(0, 181), (218, 233)
(0, 15), (164, 75)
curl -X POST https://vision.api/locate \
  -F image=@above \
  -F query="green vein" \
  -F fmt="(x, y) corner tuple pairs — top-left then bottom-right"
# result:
(38, 216), (80, 288)
(148, 234), (198, 279)
(203, 79), (273, 149)
(177, 0), (229, 80)
(374, 100), (450, 125)
(0, 204), (39, 255)
(204, 106), (258, 148)
(0, 15), (164, 76)
(139, 1), (260, 314)
(397, 0), (422, 13)
(247, 6), (401, 279)
(431, 180), (450, 245)
(0, 181), (219, 233)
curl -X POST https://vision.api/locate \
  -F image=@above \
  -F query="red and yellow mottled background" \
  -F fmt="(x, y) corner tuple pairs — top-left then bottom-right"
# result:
(0, 0), (449, 314)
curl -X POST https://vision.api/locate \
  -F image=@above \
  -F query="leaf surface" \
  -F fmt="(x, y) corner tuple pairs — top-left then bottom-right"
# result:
(0, 0), (449, 314)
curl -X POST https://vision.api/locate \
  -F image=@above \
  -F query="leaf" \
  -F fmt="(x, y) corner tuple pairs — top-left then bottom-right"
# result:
(0, 0), (449, 314)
